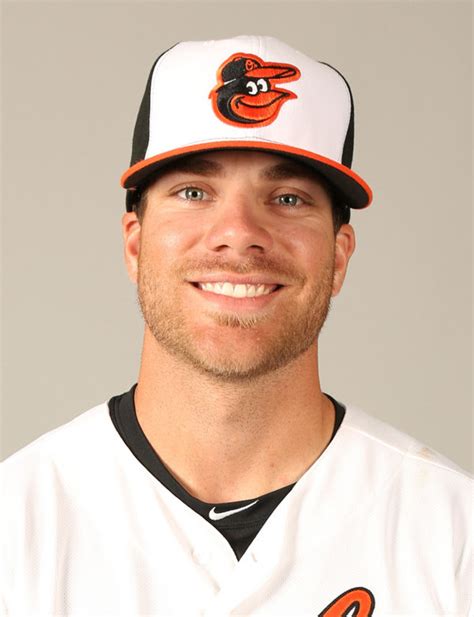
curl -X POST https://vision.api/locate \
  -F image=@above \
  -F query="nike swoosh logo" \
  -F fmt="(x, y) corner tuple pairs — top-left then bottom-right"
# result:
(208, 499), (259, 521)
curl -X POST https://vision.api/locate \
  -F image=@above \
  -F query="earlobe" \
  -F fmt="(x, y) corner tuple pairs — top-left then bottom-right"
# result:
(122, 212), (141, 284)
(332, 224), (356, 297)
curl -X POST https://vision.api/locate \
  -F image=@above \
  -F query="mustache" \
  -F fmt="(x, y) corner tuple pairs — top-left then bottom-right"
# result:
(175, 255), (306, 285)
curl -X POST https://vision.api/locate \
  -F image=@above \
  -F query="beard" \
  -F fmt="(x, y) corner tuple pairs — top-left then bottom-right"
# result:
(137, 251), (334, 383)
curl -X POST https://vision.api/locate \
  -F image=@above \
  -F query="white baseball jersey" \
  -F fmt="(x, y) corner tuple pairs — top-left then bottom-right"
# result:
(1, 398), (472, 616)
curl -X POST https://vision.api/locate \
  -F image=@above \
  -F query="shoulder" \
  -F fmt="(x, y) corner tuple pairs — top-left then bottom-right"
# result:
(0, 400), (133, 556)
(343, 404), (471, 474)
(1, 402), (115, 484)
(341, 404), (472, 498)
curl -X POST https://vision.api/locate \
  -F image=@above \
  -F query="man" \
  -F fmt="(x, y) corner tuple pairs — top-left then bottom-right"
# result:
(1, 36), (471, 616)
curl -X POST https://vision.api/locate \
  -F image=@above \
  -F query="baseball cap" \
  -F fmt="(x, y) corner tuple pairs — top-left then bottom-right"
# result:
(121, 35), (372, 212)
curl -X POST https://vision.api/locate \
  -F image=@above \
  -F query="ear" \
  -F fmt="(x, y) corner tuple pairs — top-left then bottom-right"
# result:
(332, 223), (356, 297)
(122, 212), (141, 284)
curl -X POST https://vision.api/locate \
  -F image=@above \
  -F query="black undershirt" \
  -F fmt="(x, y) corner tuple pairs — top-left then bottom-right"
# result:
(108, 385), (345, 560)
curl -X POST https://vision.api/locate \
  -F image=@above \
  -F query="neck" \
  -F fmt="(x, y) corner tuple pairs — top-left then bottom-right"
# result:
(134, 329), (334, 503)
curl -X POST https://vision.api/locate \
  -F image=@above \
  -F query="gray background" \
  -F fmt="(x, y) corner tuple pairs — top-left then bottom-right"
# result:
(1, 1), (472, 472)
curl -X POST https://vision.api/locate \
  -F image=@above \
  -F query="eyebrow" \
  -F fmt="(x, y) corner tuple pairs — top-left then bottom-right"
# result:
(166, 156), (324, 184)
(259, 161), (323, 182)
(166, 158), (225, 177)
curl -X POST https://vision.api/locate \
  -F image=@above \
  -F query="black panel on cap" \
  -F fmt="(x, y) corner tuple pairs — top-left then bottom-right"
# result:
(319, 62), (354, 169)
(129, 45), (178, 168)
(127, 45), (178, 210)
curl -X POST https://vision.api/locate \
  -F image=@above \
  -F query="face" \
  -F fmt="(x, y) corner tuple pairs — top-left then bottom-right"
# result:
(123, 151), (355, 383)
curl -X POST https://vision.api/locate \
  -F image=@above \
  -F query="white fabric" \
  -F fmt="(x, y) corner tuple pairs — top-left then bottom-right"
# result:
(1, 402), (472, 616)
(146, 36), (351, 163)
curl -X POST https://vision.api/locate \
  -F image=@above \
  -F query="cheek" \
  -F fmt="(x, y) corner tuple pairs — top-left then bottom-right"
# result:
(141, 216), (199, 258)
(281, 224), (335, 271)
(138, 217), (203, 292)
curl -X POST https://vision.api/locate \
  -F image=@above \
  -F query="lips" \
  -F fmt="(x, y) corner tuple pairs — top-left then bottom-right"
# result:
(187, 273), (286, 286)
(190, 281), (285, 311)
(193, 282), (280, 298)
(188, 274), (286, 309)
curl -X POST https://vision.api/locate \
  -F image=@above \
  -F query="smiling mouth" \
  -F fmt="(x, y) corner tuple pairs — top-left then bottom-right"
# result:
(190, 282), (283, 299)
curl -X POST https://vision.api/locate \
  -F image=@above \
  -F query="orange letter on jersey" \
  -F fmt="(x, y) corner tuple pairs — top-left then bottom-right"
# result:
(319, 587), (375, 617)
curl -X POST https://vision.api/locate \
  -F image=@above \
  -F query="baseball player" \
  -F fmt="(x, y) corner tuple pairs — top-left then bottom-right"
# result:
(1, 36), (472, 616)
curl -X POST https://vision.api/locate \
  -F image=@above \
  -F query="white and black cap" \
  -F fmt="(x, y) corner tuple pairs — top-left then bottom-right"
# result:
(121, 35), (372, 212)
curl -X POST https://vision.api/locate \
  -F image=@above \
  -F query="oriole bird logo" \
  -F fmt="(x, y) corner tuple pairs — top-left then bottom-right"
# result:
(210, 53), (301, 127)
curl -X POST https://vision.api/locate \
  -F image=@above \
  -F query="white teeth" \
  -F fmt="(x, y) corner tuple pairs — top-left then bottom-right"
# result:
(233, 284), (247, 298)
(246, 285), (256, 298)
(222, 282), (233, 296)
(197, 282), (277, 298)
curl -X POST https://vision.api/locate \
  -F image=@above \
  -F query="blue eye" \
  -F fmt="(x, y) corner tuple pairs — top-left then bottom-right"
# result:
(277, 194), (301, 207)
(179, 187), (205, 200)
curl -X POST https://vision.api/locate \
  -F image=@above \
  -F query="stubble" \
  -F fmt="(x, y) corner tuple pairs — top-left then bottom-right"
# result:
(137, 252), (334, 383)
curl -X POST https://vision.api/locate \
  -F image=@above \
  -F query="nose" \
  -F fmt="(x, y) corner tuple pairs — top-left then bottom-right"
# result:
(203, 191), (274, 256)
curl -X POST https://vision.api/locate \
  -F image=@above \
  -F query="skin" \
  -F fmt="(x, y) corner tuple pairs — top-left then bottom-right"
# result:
(122, 151), (355, 503)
